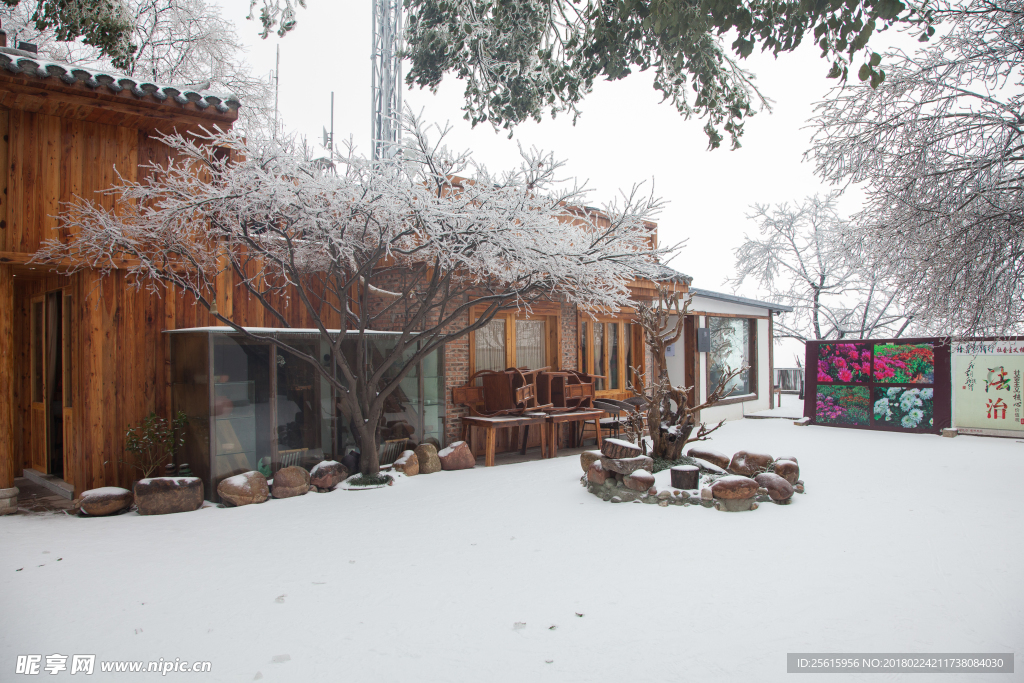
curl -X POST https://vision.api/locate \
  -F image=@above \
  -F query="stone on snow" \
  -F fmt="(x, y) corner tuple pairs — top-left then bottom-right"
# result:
(773, 460), (800, 485)
(217, 471), (269, 507)
(754, 472), (794, 501)
(79, 486), (133, 516)
(686, 447), (731, 470)
(309, 460), (349, 490)
(437, 441), (476, 470)
(600, 454), (654, 475)
(580, 450), (603, 473)
(710, 475), (758, 500)
(393, 450), (419, 476)
(729, 451), (774, 477)
(271, 466), (310, 499)
(134, 477), (204, 515)
(415, 443), (441, 474)
(624, 470), (655, 492)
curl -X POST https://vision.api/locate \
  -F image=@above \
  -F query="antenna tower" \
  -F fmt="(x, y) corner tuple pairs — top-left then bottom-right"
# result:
(371, 0), (403, 161)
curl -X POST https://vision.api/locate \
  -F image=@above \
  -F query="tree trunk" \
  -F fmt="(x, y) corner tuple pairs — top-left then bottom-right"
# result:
(357, 425), (380, 477)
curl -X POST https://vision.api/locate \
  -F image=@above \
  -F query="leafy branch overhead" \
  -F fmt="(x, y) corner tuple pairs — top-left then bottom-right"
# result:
(402, 0), (932, 149)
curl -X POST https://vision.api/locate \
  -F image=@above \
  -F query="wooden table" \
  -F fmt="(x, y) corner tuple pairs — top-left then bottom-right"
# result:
(544, 409), (604, 460)
(460, 413), (549, 467)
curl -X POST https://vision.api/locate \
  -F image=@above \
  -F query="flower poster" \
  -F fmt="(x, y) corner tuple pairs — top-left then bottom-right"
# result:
(953, 340), (1024, 436)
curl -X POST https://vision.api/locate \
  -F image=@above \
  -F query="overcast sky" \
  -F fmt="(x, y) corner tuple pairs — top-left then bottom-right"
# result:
(217, 1), (914, 365)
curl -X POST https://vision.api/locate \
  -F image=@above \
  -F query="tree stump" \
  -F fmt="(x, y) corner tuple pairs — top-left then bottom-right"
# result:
(601, 438), (642, 459)
(669, 465), (699, 490)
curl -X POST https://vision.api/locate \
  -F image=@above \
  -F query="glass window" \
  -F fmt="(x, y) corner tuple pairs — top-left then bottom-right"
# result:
(212, 336), (271, 483)
(515, 319), (547, 370)
(709, 317), (752, 396)
(593, 322), (605, 390)
(623, 323), (633, 389)
(579, 321), (588, 374)
(609, 322), (620, 389)
(475, 318), (506, 373)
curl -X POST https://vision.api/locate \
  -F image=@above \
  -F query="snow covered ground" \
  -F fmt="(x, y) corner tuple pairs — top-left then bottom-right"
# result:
(2, 419), (1022, 682)
(746, 392), (804, 419)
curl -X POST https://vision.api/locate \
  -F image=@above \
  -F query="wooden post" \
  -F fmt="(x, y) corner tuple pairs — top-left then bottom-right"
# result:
(0, 264), (18, 513)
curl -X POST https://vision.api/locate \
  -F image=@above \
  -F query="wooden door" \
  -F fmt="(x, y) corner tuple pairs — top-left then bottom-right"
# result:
(61, 293), (74, 484)
(29, 295), (48, 473)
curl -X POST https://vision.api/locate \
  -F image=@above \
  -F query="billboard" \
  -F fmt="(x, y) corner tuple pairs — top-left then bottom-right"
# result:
(953, 340), (1024, 437)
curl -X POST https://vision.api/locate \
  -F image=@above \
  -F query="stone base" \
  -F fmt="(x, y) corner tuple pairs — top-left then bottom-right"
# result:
(714, 497), (757, 512)
(941, 428), (958, 438)
(0, 486), (20, 515)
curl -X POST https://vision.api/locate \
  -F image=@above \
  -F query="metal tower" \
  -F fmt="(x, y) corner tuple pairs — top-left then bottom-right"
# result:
(371, 0), (403, 161)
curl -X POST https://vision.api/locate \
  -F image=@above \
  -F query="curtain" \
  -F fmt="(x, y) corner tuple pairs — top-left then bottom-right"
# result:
(475, 318), (506, 373)
(515, 320), (547, 370)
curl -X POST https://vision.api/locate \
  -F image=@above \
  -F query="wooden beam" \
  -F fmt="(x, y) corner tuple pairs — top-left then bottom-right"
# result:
(0, 264), (14, 489)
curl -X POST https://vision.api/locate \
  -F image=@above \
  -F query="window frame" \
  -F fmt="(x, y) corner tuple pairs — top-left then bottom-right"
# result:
(577, 311), (644, 399)
(704, 314), (759, 406)
(468, 304), (562, 377)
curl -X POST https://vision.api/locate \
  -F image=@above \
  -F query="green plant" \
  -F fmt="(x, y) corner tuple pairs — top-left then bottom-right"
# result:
(122, 411), (188, 479)
(347, 474), (393, 487)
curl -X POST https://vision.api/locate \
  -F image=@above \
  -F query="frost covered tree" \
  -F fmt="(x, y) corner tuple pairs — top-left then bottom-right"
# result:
(808, 0), (1024, 335)
(402, 0), (933, 149)
(730, 194), (918, 342)
(1, 0), (277, 141)
(35, 112), (673, 476)
(0, 0), (134, 64)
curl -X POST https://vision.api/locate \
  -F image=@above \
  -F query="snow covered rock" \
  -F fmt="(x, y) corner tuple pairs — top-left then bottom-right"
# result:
(393, 450), (419, 476)
(79, 487), (133, 516)
(728, 451), (774, 477)
(415, 444), (441, 474)
(686, 447), (731, 470)
(776, 455), (798, 464)
(134, 477), (204, 515)
(624, 470), (655, 492)
(600, 454), (654, 475)
(271, 466), (310, 499)
(587, 460), (610, 485)
(217, 471), (269, 506)
(754, 472), (793, 502)
(774, 460), (800, 485)
(388, 421), (415, 440)
(580, 450), (603, 473)
(711, 475), (758, 500)
(438, 441), (475, 470)
(309, 461), (348, 490)
(669, 465), (700, 490)
(601, 438), (642, 459)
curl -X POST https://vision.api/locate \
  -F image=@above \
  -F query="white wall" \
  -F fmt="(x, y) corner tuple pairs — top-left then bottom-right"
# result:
(664, 294), (775, 425)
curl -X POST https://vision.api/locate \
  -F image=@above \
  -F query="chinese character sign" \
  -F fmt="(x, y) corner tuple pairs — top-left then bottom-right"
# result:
(954, 346), (1024, 435)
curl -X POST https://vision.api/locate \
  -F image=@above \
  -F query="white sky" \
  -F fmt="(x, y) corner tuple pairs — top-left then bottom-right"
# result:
(216, 1), (915, 368)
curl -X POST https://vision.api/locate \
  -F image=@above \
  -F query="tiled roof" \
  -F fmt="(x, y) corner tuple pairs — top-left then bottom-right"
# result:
(0, 46), (240, 114)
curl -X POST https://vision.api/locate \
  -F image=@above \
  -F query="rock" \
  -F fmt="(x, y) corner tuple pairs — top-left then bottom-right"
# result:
(716, 497), (757, 512)
(271, 466), (311, 499)
(795, 482), (805, 494)
(711, 475), (758, 500)
(610, 496), (623, 503)
(624, 470), (655, 492)
(394, 450), (419, 476)
(388, 421), (415, 440)
(657, 490), (672, 500)
(700, 488), (712, 500)
(134, 477), (204, 515)
(79, 487), (133, 516)
(600, 438), (643, 459)
(686, 447), (731, 470)
(309, 461), (348, 490)
(308, 485), (318, 492)
(341, 451), (359, 475)
(0, 486), (18, 516)
(216, 471), (269, 507)
(776, 455), (798, 464)
(422, 436), (441, 450)
(754, 472), (794, 501)
(658, 500), (669, 507)
(414, 444), (441, 474)
(669, 465), (700, 490)
(600, 454), (654, 475)
(794, 417), (811, 426)
(729, 451), (774, 477)
(438, 441), (476, 470)
(774, 460), (800, 485)
(587, 460), (610, 485)
(580, 450), (603, 473)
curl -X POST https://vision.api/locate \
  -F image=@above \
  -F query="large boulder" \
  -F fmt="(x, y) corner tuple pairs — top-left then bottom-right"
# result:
(711, 475), (759, 500)
(341, 451), (359, 475)
(388, 421), (415, 440)
(80, 487), (133, 516)
(776, 455), (798, 464)
(272, 466), (311, 499)
(754, 472), (794, 501)
(134, 477), (204, 516)
(774, 460), (800, 485)
(624, 470), (655, 492)
(394, 450), (419, 476)
(437, 441), (476, 470)
(580, 450), (603, 473)
(600, 455), (654, 476)
(586, 460), (611, 485)
(310, 461), (349, 490)
(729, 451), (774, 477)
(217, 472), (269, 506)
(686, 447), (731, 470)
(415, 443), (441, 474)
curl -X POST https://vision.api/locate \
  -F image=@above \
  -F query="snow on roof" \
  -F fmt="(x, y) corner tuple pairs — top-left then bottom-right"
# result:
(650, 263), (693, 285)
(688, 287), (794, 313)
(0, 46), (240, 114)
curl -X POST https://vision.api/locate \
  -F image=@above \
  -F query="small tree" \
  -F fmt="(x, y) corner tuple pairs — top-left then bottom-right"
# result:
(38, 111), (674, 477)
(122, 411), (188, 480)
(625, 287), (746, 460)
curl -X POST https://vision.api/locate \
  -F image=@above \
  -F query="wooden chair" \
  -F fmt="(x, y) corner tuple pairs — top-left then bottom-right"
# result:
(536, 370), (598, 412)
(378, 438), (408, 467)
